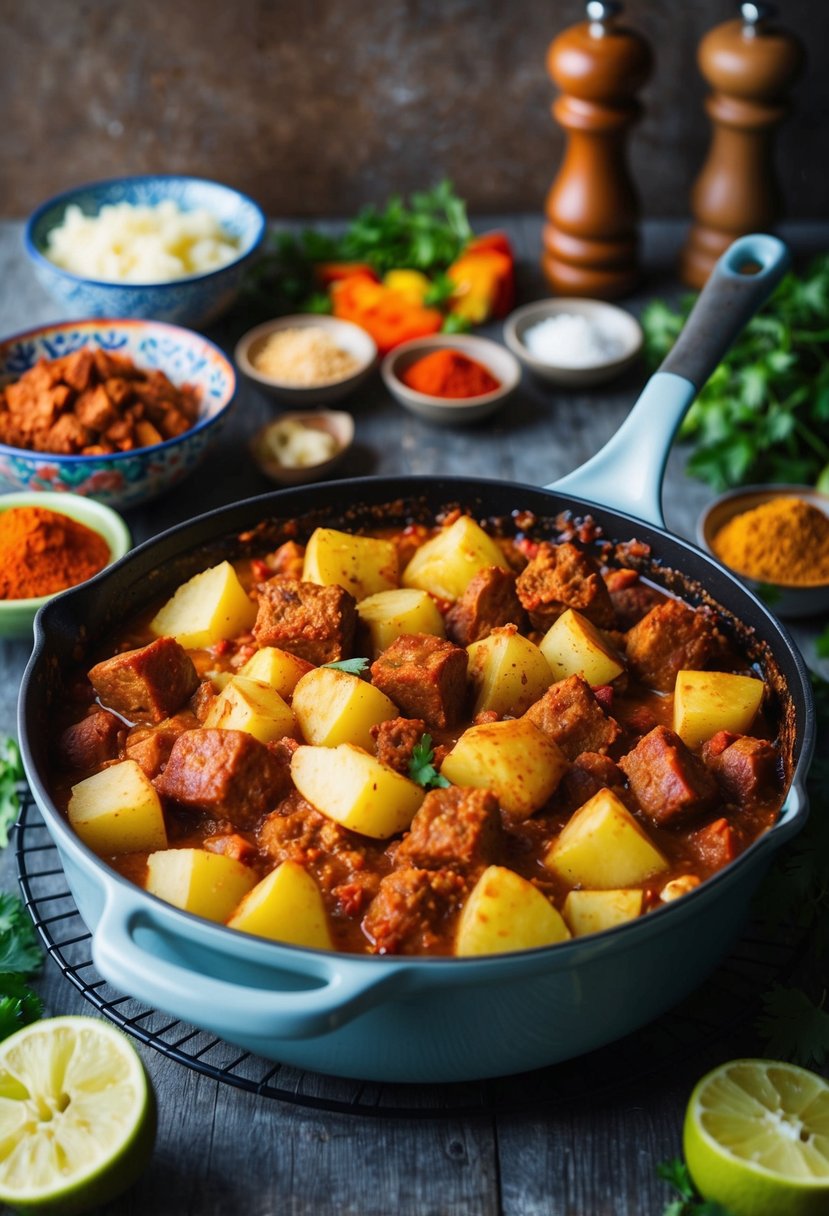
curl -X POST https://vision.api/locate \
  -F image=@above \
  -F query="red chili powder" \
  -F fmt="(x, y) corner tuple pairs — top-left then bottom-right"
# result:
(401, 349), (500, 398)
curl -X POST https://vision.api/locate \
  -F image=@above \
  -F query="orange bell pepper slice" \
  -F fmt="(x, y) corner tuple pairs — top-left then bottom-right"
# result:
(331, 275), (443, 353)
(314, 261), (378, 287)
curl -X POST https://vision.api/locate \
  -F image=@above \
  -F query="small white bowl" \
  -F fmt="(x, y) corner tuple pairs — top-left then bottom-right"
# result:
(235, 315), (377, 406)
(381, 334), (520, 426)
(503, 299), (643, 387)
(698, 484), (829, 619)
(250, 410), (355, 485)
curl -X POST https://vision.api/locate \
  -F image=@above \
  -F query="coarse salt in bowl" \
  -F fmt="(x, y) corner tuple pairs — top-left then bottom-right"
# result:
(504, 299), (643, 387)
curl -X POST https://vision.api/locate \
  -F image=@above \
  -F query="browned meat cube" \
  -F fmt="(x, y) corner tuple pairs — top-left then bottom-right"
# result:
(559, 752), (627, 812)
(124, 726), (185, 780)
(516, 542), (614, 630)
(688, 818), (737, 871)
(445, 566), (527, 645)
(203, 832), (257, 865)
(253, 577), (357, 665)
(703, 735), (780, 807)
(190, 680), (218, 724)
(74, 385), (116, 433)
(624, 599), (721, 693)
(370, 716), (426, 775)
(103, 377), (132, 409)
(523, 674), (622, 760)
(88, 637), (199, 725)
(155, 729), (290, 828)
(370, 634), (468, 731)
(42, 414), (92, 454)
(58, 710), (123, 771)
(395, 786), (501, 873)
(362, 867), (467, 955)
(267, 540), (306, 581)
(60, 349), (96, 393)
(604, 569), (665, 630)
(619, 725), (719, 826)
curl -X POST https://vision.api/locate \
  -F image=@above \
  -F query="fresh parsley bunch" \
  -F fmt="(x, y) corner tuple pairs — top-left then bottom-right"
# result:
(643, 256), (829, 490)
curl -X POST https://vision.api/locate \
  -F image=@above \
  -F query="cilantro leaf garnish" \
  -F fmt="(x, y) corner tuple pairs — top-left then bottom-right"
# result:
(0, 975), (43, 1040)
(0, 893), (43, 977)
(409, 735), (451, 790)
(322, 658), (370, 676)
(0, 736), (23, 849)
(657, 1159), (731, 1215)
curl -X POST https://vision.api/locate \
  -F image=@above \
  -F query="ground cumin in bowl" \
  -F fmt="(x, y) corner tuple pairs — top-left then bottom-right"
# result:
(0, 492), (130, 638)
(698, 485), (829, 619)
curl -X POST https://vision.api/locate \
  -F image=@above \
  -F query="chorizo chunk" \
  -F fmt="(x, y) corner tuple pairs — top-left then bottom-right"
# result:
(370, 716), (426, 775)
(523, 674), (621, 761)
(370, 634), (468, 731)
(624, 599), (721, 693)
(154, 729), (290, 829)
(395, 787), (501, 873)
(515, 542), (614, 630)
(703, 735), (780, 808)
(125, 725), (185, 780)
(362, 867), (467, 955)
(253, 577), (357, 665)
(445, 566), (527, 645)
(88, 637), (199, 724)
(558, 752), (627, 813)
(604, 569), (665, 630)
(618, 725), (719, 827)
(58, 710), (124, 771)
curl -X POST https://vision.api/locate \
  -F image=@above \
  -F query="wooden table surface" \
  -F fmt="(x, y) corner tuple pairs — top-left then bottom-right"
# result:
(1, 217), (826, 1215)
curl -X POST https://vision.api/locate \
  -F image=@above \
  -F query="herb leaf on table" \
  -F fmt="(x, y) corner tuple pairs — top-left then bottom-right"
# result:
(658, 1159), (733, 1215)
(0, 735), (23, 849)
(642, 255), (829, 490)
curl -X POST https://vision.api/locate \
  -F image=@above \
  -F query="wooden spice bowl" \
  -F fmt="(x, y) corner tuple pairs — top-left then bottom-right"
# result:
(697, 484), (829, 620)
(0, 492), (131, 639)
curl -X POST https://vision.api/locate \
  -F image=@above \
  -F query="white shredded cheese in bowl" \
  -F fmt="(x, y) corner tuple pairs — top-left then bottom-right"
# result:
(523, 313), (626, 367)
(44, 200), (241, 283)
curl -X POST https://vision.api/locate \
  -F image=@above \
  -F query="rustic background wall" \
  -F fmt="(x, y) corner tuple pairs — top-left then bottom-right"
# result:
(1, 0), (825, 219)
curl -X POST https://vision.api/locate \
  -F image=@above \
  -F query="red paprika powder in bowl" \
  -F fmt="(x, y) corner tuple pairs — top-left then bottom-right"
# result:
(381, 334), (521, 426)
(0, 492), (131, 639)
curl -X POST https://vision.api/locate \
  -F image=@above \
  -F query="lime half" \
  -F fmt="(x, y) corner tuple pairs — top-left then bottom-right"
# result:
(0, 1015), (155, 1215)
(684, 1058), (829, 1216)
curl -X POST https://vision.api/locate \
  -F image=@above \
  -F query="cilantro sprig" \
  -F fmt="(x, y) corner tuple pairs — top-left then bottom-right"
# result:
(0, 893), (43, 1041)
(643, 255), (829, 490)
(0, 736), (23, 849)
(322, 657), (370, 676)
(408, 735), (450, 790)
(658, 1160), (732, 1216)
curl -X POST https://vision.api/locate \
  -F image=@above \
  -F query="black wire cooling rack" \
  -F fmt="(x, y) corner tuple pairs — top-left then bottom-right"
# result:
(15, 792), (808, 1119)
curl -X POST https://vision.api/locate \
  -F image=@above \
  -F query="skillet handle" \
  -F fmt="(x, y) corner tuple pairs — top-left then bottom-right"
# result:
(549, 233), (791, 527)
(92, 891), (404, 1041)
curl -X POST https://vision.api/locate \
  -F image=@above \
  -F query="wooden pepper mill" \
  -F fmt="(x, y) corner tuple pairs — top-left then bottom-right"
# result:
(542, 0), (653, 299)
(680, 2), (803, 289)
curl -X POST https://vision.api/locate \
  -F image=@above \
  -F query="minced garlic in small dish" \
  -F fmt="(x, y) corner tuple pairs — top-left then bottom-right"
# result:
(258, 418), (339, 468)
(252, 327), (360, 386)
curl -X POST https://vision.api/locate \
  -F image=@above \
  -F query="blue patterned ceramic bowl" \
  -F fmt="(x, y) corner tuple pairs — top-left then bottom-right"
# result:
(24, 176), (266, 327)
(0, 319), (236, 508)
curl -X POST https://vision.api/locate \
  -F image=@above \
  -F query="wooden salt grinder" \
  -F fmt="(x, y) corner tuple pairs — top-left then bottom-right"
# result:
(680, 2), (803, 289)
(542, 0), (652, 299)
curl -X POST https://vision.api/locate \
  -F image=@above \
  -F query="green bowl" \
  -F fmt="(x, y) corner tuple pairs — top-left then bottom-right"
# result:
(0, 492), (131, 641)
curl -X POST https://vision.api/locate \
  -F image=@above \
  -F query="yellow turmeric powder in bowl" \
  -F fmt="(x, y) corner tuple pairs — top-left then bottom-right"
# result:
(711, 495), (829, 587)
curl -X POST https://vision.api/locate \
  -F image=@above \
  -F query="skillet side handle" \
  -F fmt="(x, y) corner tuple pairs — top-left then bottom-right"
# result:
(92, 892), (404, 1041)
(549, 234), (791, 527)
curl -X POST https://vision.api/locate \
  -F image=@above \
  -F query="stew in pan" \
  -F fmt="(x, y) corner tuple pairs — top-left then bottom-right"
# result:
(51, 507), (786, 957)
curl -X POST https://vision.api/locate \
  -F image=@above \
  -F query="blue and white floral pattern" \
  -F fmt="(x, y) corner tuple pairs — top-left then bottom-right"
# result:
(0, 320), (236, 508)
(25, 176), (266, 328)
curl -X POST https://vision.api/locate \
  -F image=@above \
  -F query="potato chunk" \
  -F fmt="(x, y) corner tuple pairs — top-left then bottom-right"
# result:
(203, 676), (297, 744)
(455, 865), (570, 956)
(673, 669), (764, 749)
(440, 719), (568, 820)
(238, 646), (312, 697)
(467, 626), (552, 717)
(145, 848), (258, 922)
(562, 888), (644, 937)
(544, 788), (668, 888)
(68, 759), (168, 855)
(292, 667), (398, 750)
(291, 743), (424, 839)
(227, 860), (333, 949)
(401, 516), (509, 602)
(539, 608), (625, 685)
(149, 561), (256, 649)
(357, 588), (445, 657)
(303, 528), (399, 600)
